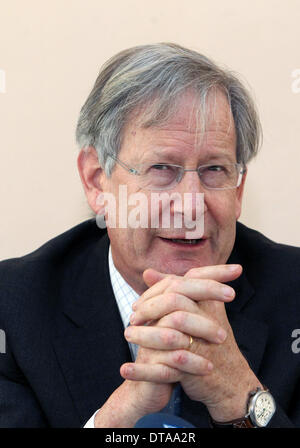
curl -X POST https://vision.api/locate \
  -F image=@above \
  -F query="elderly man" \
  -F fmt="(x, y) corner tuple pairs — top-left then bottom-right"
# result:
(0, 43), (299, 428)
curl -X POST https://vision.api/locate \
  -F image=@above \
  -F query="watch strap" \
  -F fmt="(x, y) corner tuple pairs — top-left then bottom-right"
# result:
(210, 415), (254, 428)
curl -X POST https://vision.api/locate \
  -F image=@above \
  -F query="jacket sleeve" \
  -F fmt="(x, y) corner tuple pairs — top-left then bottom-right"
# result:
(267, 404), (296, 428)
(267, 384), (300, 428)
(0, 338), (48, 428)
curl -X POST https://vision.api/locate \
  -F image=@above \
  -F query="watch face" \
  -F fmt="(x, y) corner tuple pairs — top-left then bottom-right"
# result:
(252, 391), (276, 427)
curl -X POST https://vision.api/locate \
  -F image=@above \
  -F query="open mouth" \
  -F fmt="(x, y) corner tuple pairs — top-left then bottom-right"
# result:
(159, 237), (206, 247)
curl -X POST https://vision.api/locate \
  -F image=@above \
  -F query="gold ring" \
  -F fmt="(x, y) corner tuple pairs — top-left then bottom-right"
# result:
(189, 335), (193, 350)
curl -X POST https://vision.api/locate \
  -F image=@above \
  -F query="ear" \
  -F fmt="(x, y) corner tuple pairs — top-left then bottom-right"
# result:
(77, 146), (106, 214)
(235, 167), (247, 220)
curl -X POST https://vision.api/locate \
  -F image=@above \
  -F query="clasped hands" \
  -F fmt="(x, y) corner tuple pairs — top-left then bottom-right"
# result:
(120, 264), (262, 423)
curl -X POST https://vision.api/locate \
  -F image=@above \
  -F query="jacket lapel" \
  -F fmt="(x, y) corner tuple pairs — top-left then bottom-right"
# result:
(52, 233), (132, 425)
(225, 236), (269, 374)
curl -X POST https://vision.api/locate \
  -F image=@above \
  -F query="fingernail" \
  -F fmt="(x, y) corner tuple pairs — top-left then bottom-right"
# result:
(228, 264), (240, 271)
(124, 327), (132, 339)
(130, 313), (135, 324)
(207, 362), (213, 371)
(223, 286), (235, 298)
(217, 328), (227, 343)
(132, 301), (137, 311)
(124, 364), (133, 375)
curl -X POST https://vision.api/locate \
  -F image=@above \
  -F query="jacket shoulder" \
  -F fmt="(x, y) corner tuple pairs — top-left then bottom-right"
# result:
(0, 219), (106, 317)
(235, 221), (300, 286)
(236, 221), (300, 258)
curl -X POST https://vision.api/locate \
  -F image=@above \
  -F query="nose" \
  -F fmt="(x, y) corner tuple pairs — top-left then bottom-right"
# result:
(179, 169), (204, 192)
(172, 170), (208, 222)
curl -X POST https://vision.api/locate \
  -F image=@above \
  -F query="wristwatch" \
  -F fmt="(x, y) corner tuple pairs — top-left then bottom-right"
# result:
(211, 387), (276, 428)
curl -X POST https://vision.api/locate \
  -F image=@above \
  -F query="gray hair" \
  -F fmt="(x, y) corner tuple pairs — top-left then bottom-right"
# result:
(76, 43), (262, 174)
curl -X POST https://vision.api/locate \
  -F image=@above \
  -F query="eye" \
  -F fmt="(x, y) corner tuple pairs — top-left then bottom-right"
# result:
(150, 164), (171, 171)
(207, 165), (226, 172)
(146, 164), (178, 181)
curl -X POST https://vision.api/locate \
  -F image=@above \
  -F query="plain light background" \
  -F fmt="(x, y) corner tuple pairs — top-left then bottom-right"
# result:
(0, 0), (299, 260)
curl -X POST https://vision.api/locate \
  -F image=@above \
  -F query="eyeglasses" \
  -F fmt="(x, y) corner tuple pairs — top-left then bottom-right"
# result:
(108, 154), (246, 191)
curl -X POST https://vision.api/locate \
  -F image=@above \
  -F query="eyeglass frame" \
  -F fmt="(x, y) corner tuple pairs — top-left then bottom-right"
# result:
(107, 153), (246, 191)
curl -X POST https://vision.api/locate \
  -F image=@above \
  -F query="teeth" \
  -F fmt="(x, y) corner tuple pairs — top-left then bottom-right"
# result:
(172, 239), (199, 244)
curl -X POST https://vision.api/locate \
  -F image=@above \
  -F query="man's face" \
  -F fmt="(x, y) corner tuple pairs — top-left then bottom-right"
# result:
(99, 91), (246, 294)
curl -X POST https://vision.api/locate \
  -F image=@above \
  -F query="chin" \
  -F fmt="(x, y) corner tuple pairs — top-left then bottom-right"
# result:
(154, 257), (212, 276)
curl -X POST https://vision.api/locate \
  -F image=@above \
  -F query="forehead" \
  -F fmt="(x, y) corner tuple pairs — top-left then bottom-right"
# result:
(121, 89), (236, 157)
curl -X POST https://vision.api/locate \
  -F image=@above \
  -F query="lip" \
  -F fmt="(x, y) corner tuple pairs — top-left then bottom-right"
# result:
(159, 233), (207, 240)
(159, 236), (207, 249)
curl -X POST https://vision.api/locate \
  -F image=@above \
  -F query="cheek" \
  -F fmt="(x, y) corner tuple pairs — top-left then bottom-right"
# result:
(235, 194), (243, 220)
(206, 191), (237, 227)
(108, 228), (158, 275)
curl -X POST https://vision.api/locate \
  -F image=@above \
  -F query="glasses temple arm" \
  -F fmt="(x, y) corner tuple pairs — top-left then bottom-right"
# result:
(108, 154), (139, 174)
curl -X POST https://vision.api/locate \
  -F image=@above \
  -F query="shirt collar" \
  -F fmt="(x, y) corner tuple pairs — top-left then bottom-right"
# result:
(108, 246), (139, 329)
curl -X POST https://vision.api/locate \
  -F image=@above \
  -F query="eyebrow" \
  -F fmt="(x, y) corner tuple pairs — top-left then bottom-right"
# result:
(139, 149), (180, 164)
(199, 153), (236, 164)
(141, 148), (236, 164)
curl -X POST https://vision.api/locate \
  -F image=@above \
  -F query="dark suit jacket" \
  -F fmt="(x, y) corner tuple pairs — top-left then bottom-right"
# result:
(0, 219), (299, 427)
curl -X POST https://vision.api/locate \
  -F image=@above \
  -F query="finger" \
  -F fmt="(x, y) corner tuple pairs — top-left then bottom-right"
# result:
(143, 268), (167, 287)
(134, 278), (236, 314)
(152, 349), (213, 376)
(137, 264), (242, 308)
(156, 311), (227, 344)
(120, 362), (182, 383)
(136, 275), (175, 308)
(164, 277), (236, 303)
(143, 264), (242, 288)
(130, 293), (199, 325)
(184, 264), (242, 281)
(124, 325), (191, 350)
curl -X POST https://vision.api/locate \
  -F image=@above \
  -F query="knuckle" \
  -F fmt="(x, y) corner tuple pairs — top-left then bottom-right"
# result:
(160, 365), (172, 381)
(185, 267), (200, 278)
(204, 279), (217, 295)
(164, 275), (176, 289)
(159, 277), (169, 291)
(171, 311), (186, 327)
(161, 328), (177, 347)
(168, 277), (182, 292)
(173, 350), (188, 365)
(143, 300), (155, 317)
(172, 293), (184, 311)
(165, 292), (178, 308)
(137, 305), (146, 320)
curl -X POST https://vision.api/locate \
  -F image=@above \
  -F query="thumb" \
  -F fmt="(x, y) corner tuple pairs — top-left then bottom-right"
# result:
(143, 268), (168, 287)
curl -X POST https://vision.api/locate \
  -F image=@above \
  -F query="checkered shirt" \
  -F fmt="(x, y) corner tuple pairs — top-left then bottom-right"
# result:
(108, 246), (139, 360)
